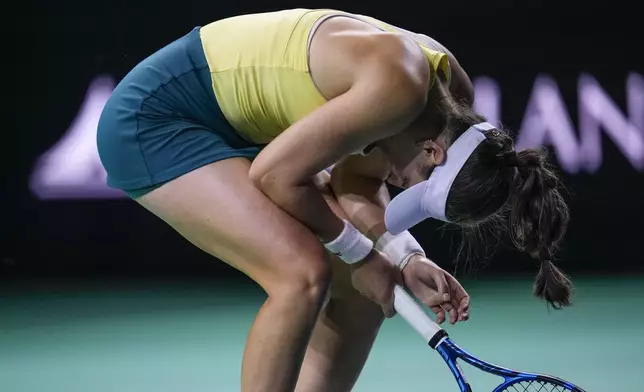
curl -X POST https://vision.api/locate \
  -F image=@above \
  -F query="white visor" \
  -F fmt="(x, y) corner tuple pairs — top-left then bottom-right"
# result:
(385, 122), (496, 234)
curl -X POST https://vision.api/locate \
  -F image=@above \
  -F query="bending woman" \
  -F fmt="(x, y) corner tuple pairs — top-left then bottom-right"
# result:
(97, 8), (572, 392)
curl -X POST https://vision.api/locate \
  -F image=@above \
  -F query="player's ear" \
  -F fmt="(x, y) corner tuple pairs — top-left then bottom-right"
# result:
(421, 139), (446, 166)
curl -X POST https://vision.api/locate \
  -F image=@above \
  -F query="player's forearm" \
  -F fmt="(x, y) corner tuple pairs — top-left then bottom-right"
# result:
(329, 164), (390, 242)
(253, 175), (345, 243)
(330, 161), (426, 270)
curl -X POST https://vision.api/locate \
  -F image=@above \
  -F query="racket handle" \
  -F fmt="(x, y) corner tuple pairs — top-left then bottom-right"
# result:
(393, 285), (446, 348)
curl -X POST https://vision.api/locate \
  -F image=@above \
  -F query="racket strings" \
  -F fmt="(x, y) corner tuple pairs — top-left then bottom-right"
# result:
(501, 380), (572, 392)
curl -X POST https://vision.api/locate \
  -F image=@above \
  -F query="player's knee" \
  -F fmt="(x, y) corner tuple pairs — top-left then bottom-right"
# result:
(281, 257), (332, 305)
(270, 242), (332, 305)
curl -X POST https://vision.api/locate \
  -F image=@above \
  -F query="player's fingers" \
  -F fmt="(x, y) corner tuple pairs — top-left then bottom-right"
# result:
(418, 286), (452, 309)
(382, 297), (396, 318)
(448, 303), (458, 324)
(432, 271), (450, 301)
(458, 296), (470, 321)
(419, 272), (450, 304)
(453, 290), (470, 321)
(445, 275), (469, 322)
(430, 305), (446, 324)
(451, 300), (463, 322)
(449, 294), (464, 322)
(378, 280), (397, 319)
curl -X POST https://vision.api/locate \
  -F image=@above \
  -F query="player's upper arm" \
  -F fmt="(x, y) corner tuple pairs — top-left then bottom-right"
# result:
(445, 52), (474, 107)
(249, 32), (430, 188)
(413, 33), (474, 107)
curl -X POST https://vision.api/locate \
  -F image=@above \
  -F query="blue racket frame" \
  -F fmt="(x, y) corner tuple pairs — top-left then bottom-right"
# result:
(392, 285), (587, 392)
(435, 338), (587, 392)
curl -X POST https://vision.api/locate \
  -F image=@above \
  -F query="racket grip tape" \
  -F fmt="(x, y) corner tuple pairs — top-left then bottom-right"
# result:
(428, 329), (448, 349)
(393, 285), (447, 348)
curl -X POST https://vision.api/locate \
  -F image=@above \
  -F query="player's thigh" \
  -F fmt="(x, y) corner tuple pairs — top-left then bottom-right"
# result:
(137, 158), (330, 294)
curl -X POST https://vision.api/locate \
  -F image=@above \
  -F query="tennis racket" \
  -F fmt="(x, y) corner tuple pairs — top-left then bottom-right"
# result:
(393, 285), (587, 392)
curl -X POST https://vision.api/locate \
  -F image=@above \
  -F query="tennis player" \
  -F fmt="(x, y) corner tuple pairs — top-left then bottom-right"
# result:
(97, 8), (573, 392)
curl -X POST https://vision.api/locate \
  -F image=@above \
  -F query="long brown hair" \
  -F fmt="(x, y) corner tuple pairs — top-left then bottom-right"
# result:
(441, 104), (573, 308)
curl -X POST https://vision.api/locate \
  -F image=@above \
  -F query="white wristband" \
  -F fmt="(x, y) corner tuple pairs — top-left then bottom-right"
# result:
(375, 231), (425, 270)
(324, 220), (374, 264)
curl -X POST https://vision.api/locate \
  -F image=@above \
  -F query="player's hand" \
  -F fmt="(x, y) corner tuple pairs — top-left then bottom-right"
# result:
(401, 255), (470, 325)
(350, 249), (402, 318)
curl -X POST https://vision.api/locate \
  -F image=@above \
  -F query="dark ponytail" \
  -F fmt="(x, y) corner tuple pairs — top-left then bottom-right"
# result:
(442, 104), (573, 308)
(506, 148), (572, 308)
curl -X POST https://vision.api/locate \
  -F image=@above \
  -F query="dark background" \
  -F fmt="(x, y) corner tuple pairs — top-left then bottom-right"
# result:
(6, 0), (644, 282)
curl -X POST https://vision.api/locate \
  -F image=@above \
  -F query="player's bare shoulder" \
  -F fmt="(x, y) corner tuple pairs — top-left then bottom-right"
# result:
(308, 16), (430, 101)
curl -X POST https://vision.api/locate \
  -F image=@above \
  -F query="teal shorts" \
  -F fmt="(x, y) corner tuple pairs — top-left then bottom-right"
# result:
(97, 27), (264, 199)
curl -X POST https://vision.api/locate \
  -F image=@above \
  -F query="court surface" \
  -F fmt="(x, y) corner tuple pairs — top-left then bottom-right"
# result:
(1, 276), (641, 391)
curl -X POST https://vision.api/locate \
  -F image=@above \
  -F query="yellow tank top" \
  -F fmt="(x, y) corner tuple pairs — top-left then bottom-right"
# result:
(199, 9), (450, 144)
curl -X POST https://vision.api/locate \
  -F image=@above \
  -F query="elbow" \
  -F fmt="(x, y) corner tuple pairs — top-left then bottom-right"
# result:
(249, 164), (299, 201)
(248, 165), (278, 195)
